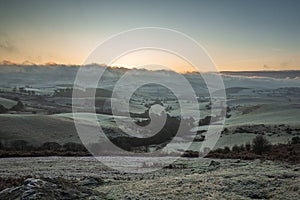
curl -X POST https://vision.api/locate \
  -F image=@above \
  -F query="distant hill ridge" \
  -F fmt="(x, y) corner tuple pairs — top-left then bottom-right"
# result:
(1, 60), (299, 78)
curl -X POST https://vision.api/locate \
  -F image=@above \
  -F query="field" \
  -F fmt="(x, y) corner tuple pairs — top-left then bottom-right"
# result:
(0, 67), (300, 199)
(1, 80), (300, 152)
(0, 114), (81, 146)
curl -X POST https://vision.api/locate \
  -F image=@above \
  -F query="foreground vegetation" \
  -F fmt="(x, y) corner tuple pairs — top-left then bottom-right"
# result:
(0, 157), (299, 199)
(1, 136), (299, 164)
(206, 136), (300, 163)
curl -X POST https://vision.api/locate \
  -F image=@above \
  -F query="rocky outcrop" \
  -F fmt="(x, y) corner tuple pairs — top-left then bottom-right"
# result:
(0, 177), (103, 200)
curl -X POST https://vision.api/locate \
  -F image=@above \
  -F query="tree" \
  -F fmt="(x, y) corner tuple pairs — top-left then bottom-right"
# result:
(41, 142), (62, 151)
(63, 142), (86, 152)
(252, 135), (271, 155)
(291, 136), (300, 144)
(223, 146), (231, 154)
(239, 144), (246, 151)
(199, 116), (211, 126)
(232, 145), (241, 152)
(245, 142), (251, 151)
(10, 140), (29, 151)
(10, 101), (24, 111)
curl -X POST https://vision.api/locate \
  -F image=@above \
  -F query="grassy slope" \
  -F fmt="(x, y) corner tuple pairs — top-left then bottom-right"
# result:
(0, 114), (81, 145)
(0, 97), (17, 109)
(226, 103), (300, 126)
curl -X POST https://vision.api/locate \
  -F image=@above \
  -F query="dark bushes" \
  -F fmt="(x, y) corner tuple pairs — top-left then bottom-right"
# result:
(245, 142), (251, 151)
(63, 142), (87, 152)
(10, 101), (24, 111)
(110, 114), (194, 151)
(209, 135), (272, 156)
(224, 146), (231, 153)
(232, 145), (241, 153)
(182, 150), (199, 158)
(0, 104), (8, 113)
(239, 144), (246, 151)
(231, 144), (246, 153)
(252, 135), (271, 155)
(40, 142), (62, 151)
(10, 140), (33, 151)
(291, 136), (300, 144)
(207, 135), (300, 163)
(0, 141), (89, 157)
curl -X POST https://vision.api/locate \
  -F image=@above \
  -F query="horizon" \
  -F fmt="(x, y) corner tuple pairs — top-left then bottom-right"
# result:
(1, 59), (300, 74)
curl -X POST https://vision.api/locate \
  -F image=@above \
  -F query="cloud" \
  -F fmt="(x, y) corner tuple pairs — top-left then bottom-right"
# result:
(0, 32), (18, 53)
(0, 39), (18, 52)
(272, 48), (285, 52)
(0, 60), (18, 65)
(262, 64), (269, 69)
(280, 61), (290, 67)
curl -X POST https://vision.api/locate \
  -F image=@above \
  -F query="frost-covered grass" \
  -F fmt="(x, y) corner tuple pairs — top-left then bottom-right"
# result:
(55, 112), (122, 128)
(164, 133), (292, 153)
(1, 157), (298, 199)
(226, 103), (300, 126)
(0, 97), (17, 109)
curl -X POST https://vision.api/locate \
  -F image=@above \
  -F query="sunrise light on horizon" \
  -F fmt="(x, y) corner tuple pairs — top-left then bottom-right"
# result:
(1, 0), (300, 71)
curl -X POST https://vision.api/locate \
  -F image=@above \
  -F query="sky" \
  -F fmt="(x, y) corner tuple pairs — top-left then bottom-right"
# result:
(0, 0), (300, 72)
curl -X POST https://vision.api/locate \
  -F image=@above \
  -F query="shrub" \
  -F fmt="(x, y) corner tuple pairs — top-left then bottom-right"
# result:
(223, 128), (228, 133)
(10, 101), (24, 111)
(291, 136), (300, 144)
(199, 116), (211, 126)
(41, 142), (62, 151)
(239, 144), (246, 152)
(252, 135), (271, 155)
(9, 140), (33, 151)
(245, 142), (251, 151)
(214, 148), (224, 153)
(63, 142), (86, 152)
(223, 146), (231, 153)
(232, 145), (241, 152)
(182, 150), (199, 158)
